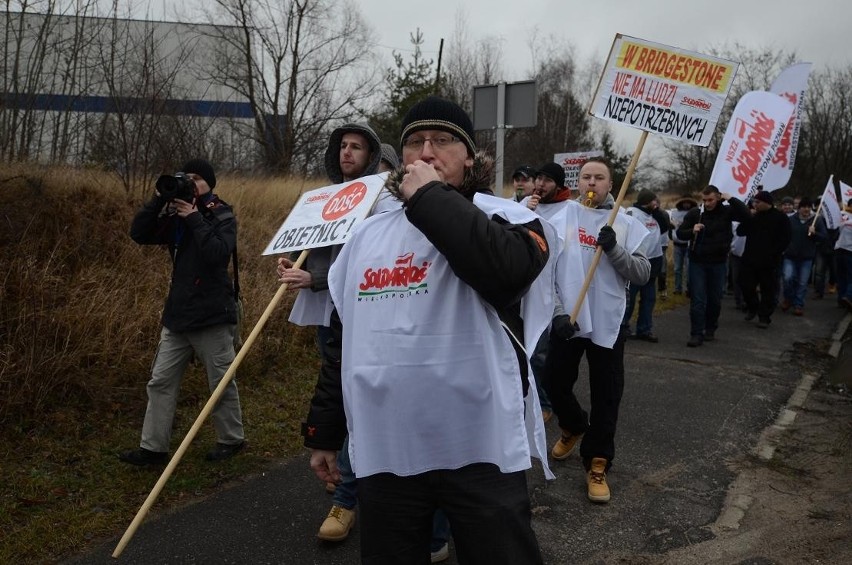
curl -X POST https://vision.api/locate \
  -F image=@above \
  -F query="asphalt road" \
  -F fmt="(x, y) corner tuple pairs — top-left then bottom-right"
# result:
(71, 291), (849, 564)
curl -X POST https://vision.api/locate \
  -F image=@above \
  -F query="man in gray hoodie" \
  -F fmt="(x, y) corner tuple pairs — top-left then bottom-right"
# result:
(277, 123), (381, 542)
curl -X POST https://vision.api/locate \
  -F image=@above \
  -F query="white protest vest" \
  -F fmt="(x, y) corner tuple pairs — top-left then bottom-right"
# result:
(328, 197), (556, 480)
(625, 206), (663, 259)
(518, 196), (570, 224)
(289, 188), (402, 327)
(288, 288), (334, 326)
(549, 201), (650, 348)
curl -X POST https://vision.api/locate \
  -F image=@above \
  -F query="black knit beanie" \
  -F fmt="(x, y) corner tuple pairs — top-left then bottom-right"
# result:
(537, 162), (566, 189)
(400, 96), (476, 156)
(182, 158), (216, 190)
(636, 189), (657, 207)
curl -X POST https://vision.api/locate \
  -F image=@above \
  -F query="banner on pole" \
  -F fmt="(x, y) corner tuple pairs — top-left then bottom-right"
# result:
(841, 180), (852, 207)
(262, 173), (387, 255)
(762, 62), (813, 190)
(709, 91), (795, 202)
(589, 34), (738, 147)
(820, 175), (842, 229)
(553, 150), (604, 190)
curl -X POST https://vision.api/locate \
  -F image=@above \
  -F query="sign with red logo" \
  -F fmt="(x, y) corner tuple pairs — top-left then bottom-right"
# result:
(709, 91), (794, 203)
(589, 34), (739, 147)
(761, 63), (812, 191)
(552, 150), (604, 190)
(262, 173), (387, 255)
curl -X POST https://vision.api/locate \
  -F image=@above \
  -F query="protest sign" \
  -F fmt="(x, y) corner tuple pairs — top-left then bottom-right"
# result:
(819, 175), (842, 229)
(709, 91), (795, 202)
(553, 150), (604, 190)
(762, 63), (812, 190)
(262, 173), (387, 255)
(589, 34), (738, 147)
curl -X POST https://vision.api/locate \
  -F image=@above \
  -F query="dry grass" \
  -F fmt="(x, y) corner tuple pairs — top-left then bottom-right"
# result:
(0, 165), (328, 563)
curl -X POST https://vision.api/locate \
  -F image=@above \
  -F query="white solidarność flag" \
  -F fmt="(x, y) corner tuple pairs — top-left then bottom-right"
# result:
(841, 180), (852, 208)
(819, 175), (842, 229)
(709, 91), (794, 203)
(762, 62), (813, 191)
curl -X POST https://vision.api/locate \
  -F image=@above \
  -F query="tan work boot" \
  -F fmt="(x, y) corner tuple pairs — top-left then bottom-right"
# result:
(587, 457), (611, 503)
(551, 431), (583, 460)
(317, 505), (355, 541)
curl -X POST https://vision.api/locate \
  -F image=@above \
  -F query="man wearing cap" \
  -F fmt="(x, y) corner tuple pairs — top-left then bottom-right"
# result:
(121, 159), (245, 466)
(736, 191), (791, 328)
(301, 96), (553, 563)
(622, 189), (669, 342)
(781, 196), (796, 216)
(520, 161), (575, 425)
(522, 162), (573, 219)
(512, 165), (537, 202)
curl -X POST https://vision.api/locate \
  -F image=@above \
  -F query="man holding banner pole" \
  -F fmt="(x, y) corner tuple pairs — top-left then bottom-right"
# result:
(542, 157), (651, 504)
(277, 123), (382, 543)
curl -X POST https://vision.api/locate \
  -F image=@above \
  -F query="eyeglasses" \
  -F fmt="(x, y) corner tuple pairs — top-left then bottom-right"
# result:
(401, 134), (461, 151)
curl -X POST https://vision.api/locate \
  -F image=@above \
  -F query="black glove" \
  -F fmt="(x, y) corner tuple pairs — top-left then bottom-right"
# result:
(551, 314), (580, 341)
(597, 225), (617, 252)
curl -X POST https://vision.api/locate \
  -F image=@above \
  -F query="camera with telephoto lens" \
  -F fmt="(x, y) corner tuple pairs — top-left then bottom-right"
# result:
(155, 172), (196, 203)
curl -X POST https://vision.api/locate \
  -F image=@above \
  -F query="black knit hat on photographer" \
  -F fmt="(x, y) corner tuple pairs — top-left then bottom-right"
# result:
(400, 96), (476, 157)
(182, 158), (217, 190)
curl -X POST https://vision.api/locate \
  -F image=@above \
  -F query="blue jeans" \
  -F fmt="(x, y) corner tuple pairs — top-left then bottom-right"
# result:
(623, 256), (661, 335)
(333, 435), (358, 509)
(430, 509), (451, 553)
(673, 244), (689, 292)
(688, 261), (727, 336)
(813, 250), (836, 296)
(782, 258), (814, 308)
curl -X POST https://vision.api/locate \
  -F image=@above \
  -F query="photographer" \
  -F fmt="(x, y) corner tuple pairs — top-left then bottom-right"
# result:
(120, 159), (245, 466)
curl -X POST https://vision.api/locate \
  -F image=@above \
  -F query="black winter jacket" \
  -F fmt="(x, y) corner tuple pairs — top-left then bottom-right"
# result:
(677, 198), (750, 264)
(736, 207), (792, 268)
(130, 193), (238, 332)
(301, 152), (549, 450)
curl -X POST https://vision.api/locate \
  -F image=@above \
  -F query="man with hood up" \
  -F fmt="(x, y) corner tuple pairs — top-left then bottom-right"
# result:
(300, 96), (555, 563)
(277, 123), (381, 542)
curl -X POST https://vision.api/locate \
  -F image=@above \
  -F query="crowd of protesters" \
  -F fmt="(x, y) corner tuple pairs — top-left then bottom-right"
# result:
(119, 89), (852, 564)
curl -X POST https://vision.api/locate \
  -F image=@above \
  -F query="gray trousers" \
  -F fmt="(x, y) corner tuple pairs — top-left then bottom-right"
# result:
(140, 324), (244, 452)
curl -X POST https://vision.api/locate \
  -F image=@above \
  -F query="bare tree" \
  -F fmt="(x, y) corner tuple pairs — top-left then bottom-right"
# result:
(197, 0), (380, 175)
(795, 66), (852, 193)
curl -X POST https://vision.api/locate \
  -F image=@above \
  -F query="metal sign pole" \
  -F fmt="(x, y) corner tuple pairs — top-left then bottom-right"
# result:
(495, 82), (506, 193)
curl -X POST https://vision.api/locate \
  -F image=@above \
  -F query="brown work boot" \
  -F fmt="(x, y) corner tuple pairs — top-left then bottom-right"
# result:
(587, 457), (611, 503)
(317, 505), (355, 541)
(551, 431), (583, 460)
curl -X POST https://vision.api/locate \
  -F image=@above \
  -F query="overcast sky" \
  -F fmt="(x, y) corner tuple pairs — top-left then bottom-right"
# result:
(352, 0), (849, 153)
(358, 0), (850, 79)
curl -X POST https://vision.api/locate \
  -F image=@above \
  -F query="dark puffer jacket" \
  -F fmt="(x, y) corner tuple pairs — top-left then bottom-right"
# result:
(677, 197), (750, 264)
(130, 192), (237, 332)
(302, 152), (550, 450)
